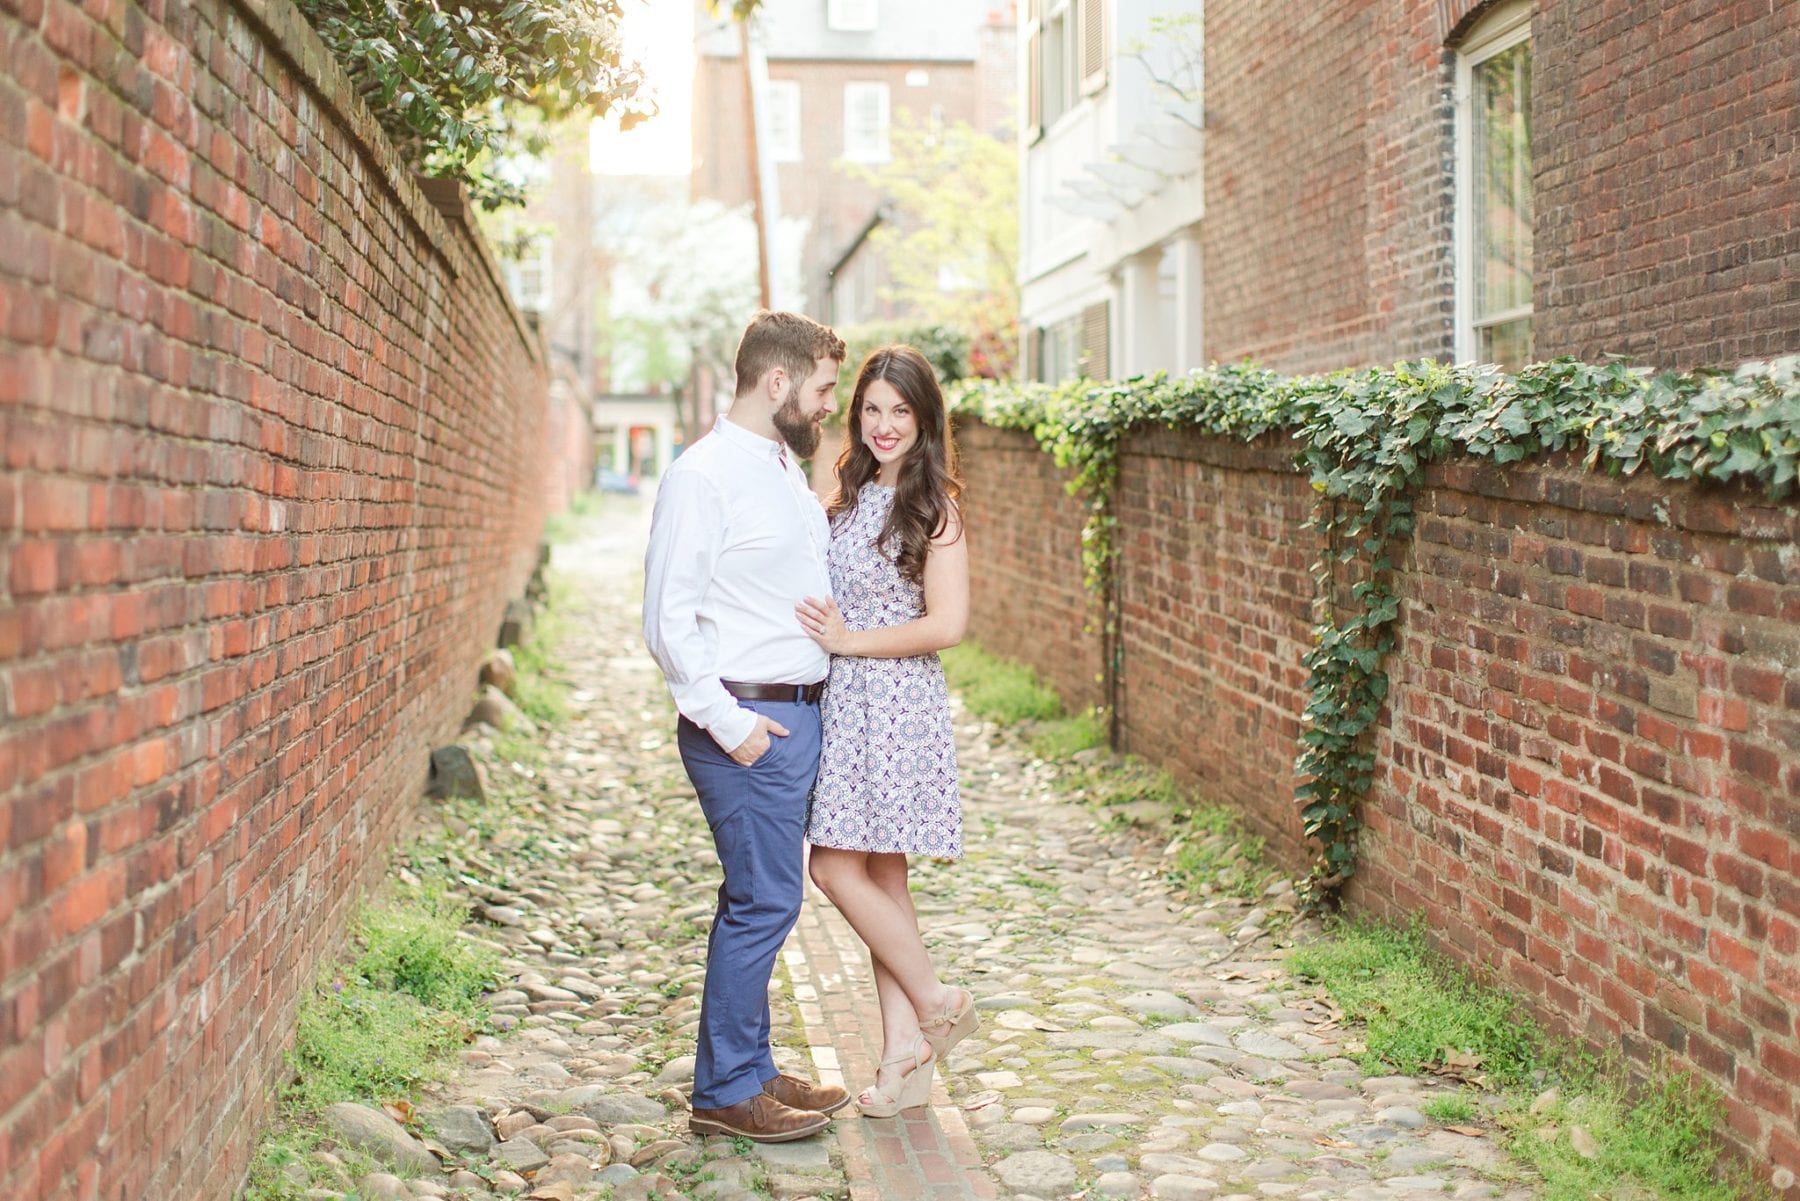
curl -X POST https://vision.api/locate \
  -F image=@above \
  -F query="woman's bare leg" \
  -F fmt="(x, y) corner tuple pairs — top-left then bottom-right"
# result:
(809, 846), (954, 1096)
(867, 853), (923, 1053)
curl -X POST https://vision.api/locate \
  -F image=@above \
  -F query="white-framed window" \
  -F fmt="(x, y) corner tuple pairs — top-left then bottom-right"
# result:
(1455, 0), (1533, 368)
(1041, 0), (1077, 128)
(1033, 304), (1108, 383)
(764, 80), (801, 163)
(842, 82), (891, 163)
(827, 0), (877, 32)
(1025, 0), (1099, 138)
(506, 243), (550, 314)
(1040, 316), (1084, 383)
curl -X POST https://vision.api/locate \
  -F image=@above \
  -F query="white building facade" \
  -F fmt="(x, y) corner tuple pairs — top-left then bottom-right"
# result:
(1020, 0), (1206, 382)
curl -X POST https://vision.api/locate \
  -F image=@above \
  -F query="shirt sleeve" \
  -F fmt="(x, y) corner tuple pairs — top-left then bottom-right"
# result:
(642, 468), (758, 753)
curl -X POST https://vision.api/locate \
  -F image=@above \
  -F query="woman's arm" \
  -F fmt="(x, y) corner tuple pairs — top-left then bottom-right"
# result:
(797, 510), (969, 659)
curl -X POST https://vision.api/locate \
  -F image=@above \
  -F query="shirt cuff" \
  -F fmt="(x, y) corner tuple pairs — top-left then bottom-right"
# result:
(707, 704), (759, 755)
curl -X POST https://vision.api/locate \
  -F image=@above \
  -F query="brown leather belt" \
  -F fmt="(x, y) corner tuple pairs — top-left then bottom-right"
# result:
(723, 679), (825, 704)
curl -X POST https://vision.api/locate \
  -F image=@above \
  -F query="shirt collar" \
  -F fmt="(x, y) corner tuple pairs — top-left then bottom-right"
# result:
(713, 414), (787, 462)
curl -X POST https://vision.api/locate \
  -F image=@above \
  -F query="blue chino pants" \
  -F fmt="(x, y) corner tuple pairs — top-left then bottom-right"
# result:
(676, 699), (822, 1110)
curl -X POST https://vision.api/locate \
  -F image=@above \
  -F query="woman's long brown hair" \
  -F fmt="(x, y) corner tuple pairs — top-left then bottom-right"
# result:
(828, 345), (963, 585)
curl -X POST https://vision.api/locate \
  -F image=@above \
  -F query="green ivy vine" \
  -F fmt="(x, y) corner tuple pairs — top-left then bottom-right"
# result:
(949, 355), (1800, 903)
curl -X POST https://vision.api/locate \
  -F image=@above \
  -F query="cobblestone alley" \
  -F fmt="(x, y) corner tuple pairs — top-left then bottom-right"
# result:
(403, 498), (1531, 1201)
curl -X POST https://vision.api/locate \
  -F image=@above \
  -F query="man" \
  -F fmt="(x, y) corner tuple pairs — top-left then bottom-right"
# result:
(643, 311), (850, 1142)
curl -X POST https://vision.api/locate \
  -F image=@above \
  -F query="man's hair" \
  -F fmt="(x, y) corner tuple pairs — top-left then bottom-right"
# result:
(733, 310), (846, 398)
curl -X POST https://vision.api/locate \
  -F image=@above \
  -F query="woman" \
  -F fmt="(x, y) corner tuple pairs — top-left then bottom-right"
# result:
(796, 345), (978, 1117)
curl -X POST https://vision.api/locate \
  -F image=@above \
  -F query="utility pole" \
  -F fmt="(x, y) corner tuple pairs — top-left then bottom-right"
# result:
(738, 19), (771, 308)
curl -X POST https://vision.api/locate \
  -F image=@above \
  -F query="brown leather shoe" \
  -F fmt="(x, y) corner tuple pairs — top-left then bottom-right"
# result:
(688, 1092), (830, 1142)
(763, 1072), (850, 1116)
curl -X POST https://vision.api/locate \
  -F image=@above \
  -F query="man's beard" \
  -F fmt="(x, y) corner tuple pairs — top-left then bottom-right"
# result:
(771, 383), (822, 458)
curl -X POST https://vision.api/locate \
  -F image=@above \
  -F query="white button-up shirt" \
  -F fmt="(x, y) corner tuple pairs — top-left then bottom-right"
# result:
(643, 415), (832, 752)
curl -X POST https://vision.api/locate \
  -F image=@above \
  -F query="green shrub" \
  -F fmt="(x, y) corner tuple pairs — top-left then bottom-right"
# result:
(294, 0), (658, 208)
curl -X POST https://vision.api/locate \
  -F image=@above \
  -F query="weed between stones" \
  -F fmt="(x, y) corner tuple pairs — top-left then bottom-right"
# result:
(1290, 920), (1770, 1200)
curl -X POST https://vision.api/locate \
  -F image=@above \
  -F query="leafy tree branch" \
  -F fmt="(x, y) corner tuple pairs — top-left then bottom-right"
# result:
(295, 0), (747, 207)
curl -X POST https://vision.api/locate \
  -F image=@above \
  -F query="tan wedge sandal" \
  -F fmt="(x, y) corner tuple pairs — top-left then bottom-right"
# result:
(857, 1035), (935, 1118)
(921, 986), (979, 1060)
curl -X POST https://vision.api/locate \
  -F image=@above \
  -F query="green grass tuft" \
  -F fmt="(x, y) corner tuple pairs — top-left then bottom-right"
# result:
(943, 640), (1271, 900)
(506, 574), (573, 725)
(1288, 918), (1540, 1084)
(542, 489), (603, 545)
(281, 877), (499, 1115)
(246, 566), (590, 1192)
(1073, 756), (1181, 810)
(1513, 1076), (1749, 1201)
(353, 878), (499, 1018)
(1293, 918), (1768, 1200)
(286, 977), (471, 1113)
(1028, 710), (1108, 758)
(1167, 806), (1266, 898)
(1422, 1093), (1476, 1123)
(941, 643), (1065, 723)
(240, 1128), (323, 1200)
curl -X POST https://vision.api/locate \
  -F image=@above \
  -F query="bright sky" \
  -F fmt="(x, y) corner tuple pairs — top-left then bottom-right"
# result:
(589, 0), (696, 176)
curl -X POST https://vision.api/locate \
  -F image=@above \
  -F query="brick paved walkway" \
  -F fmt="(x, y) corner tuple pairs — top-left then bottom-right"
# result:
(788, 894), (996, 1201)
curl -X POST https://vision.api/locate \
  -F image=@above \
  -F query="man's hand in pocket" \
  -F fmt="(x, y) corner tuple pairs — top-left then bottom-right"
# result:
(729, 715), (791, 766)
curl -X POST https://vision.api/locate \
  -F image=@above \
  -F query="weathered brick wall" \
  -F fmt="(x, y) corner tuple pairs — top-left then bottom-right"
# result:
(954, 421), (1104, 714)
(542, 380), (596, 518)
(1532, 0), (1800, 367)
(957, 420), (1799, 1181)
(1201, 0), (1455, 373)
(1113, 432), (1320, 865)
(0, 0), (551, 1195)
(1355, 458), (1800, 1177)
(1199, 0), (1800, 376)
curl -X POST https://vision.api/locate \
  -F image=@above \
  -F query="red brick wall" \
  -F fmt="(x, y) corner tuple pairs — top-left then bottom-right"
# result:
(1532, 0), (1800, 367)
(1113, 432), (1320, 865)
(1355, 457), (1800, 1179)
(1198, 0), (1800, 375)
(954, 421), (1103, 714)
(0, 0), (551, 1196)
(1201, 0), (1456, 373)
(957, 420), (1800, 1183)
(542, 379), (596, 518)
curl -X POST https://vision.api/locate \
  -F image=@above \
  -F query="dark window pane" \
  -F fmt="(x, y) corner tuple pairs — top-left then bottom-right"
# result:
(1473, 42), (1533, 320)
(1478, 316), (1533, 372)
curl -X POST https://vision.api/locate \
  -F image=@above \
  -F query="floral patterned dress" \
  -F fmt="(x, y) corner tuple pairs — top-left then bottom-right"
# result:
(806, 483), (962, 858)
